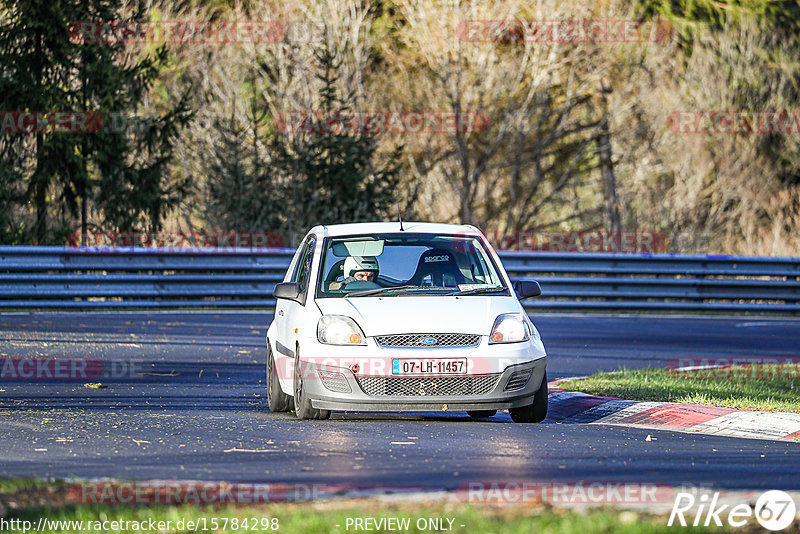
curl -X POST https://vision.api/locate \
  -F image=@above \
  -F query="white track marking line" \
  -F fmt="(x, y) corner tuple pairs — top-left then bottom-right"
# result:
(688, 412), (800, 440)
(589, 402), (666, 425)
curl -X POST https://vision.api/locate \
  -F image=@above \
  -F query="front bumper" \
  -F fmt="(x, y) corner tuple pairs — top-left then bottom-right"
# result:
(306, 358), (547, 412)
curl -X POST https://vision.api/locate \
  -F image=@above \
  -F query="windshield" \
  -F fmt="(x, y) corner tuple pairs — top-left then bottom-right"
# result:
(316, 233), (508, 298)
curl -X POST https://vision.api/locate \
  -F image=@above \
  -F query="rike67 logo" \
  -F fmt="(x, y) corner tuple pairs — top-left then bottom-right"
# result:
(669, 490), (796, 531)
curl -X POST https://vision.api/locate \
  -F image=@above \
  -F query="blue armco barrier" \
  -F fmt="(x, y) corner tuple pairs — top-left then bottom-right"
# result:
(0, 247), (798, 314)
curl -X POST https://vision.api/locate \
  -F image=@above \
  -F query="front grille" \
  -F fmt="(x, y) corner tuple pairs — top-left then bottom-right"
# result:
(319, 370), (352, 393)
(504, 369), (532, 391)
(356, 374), (501, 397)
(375, 333), (480, 348)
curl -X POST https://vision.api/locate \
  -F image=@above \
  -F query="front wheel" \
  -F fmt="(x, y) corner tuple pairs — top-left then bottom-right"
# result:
(509, 373), (548, 423)
(267, 346), (291, 412)
(293, 349), (331, 420)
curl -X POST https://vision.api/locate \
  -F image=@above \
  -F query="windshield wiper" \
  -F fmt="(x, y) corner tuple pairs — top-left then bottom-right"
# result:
(346, 285), (422, 297)
(444, 285), (508, 296)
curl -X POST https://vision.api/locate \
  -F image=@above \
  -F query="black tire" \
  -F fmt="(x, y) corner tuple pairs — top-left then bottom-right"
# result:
(266, 346), (292, 412)
(467, 410), (497, 419)
(509, 373), (548, 423)
(293, 348), (331, 420)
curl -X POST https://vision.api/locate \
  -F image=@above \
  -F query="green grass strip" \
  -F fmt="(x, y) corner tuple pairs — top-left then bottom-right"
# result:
(558, 365), (800, 413)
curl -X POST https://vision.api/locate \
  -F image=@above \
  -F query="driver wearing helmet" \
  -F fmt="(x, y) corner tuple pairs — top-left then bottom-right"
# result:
(343, 255), (379, 284)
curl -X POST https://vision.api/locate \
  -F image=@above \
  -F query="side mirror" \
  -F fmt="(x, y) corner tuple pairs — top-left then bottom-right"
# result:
(273, 282), (301, 302)
(513, 280), (542, 299)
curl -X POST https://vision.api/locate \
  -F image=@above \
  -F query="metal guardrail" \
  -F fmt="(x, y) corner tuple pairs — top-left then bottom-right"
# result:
(1, 246), (799, 314)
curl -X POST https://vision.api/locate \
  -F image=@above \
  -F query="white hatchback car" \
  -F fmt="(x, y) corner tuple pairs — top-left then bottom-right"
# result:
(266, 222), (548, 422)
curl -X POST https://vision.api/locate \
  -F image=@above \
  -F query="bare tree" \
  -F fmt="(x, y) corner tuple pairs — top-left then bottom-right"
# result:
(610, 13), (800, 254)
(385, 0), (616, 235)
(597, 80), (621, 235)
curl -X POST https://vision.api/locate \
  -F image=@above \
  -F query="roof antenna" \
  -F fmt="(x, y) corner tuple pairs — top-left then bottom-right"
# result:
(397, 198), (405, 231)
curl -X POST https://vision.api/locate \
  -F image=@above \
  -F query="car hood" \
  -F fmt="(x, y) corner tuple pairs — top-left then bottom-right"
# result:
(315, 295), (521, 336)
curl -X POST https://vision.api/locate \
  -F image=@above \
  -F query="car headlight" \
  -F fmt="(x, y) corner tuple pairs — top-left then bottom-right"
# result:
(489, 313), (530, 344)
(317, 315), (367, 345)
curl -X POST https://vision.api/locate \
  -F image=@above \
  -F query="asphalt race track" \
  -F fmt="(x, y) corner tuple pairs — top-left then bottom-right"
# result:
(0, 312), (799, 491)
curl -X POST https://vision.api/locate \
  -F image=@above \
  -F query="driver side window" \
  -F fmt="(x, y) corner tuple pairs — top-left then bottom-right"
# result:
(293, 237), (315, 293)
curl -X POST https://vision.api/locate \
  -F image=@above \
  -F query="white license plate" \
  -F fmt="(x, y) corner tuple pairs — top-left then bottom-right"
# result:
(392, 358), (467, 375)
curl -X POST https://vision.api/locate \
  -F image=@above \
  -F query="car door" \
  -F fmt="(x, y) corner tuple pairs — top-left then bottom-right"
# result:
(283, 235), (316, 361)
(274, 239), (311, 363)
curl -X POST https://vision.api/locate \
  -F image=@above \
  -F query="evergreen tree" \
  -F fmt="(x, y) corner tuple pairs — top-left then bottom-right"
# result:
(205, 90), (283, 235)
(268, 42), (402, 239)
(0, 0), (192, 244)
(205, 40), (402, 245)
